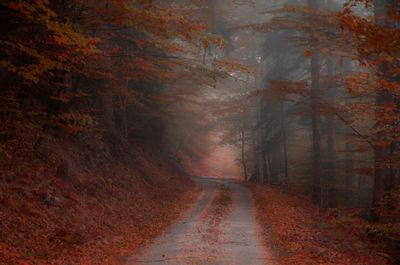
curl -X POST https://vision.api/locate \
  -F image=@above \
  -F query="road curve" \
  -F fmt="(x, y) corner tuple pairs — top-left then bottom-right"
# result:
(128, 177), (268, 265)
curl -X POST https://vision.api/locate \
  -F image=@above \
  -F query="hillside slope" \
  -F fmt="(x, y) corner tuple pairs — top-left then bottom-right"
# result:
(246, 184), (389, 265)
(0, 139), (198, 265)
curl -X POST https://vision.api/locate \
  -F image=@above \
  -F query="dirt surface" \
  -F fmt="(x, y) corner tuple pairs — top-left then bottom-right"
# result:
(128, 177), (269, 265)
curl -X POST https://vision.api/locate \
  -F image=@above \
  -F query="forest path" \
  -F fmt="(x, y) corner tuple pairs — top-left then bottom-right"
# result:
(127, 177), (268, 265)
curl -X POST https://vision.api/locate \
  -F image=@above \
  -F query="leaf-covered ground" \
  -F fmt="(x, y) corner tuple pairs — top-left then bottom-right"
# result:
(0, 146), (199, 265)
(246, 184), (389, 265)
(177, 183), (234, 264)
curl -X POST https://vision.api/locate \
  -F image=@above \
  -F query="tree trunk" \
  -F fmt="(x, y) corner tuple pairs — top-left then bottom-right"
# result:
(267, 153), (272, 184)
(262, 148), (268, 183)
(257, 104), (264, 183)
(242, 74), (249, 181)
(101, 89), (117, 137)
(371, 0), (398, 221)
(119, 95), (128, 138)
(326, 59), (336, 207)
(241, 122), (248, 181)
(280, 102), (289, 188)
(308, 0), (323, 206)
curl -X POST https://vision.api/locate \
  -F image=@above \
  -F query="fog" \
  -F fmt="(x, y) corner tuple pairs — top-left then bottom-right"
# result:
(159, 0), (399, 213)
(1, 0), (399, 263)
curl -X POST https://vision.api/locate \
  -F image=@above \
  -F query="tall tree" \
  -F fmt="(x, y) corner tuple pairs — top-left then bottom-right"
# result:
(307, 0), (323, 205)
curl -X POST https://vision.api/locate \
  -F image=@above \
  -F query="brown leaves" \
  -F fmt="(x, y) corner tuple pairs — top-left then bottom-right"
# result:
(246, 184), (387, 265)
(0, 148), (198, 264)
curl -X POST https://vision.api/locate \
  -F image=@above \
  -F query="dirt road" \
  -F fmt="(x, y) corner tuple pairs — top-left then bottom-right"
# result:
(128, 178), (270, 264)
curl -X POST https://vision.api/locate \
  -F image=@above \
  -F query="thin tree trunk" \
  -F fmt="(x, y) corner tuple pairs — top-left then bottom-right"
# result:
(308, 0), (323, 206)
(268, 153), (272, 184)
(241, 123), (248, 181)
(34, 72), (71, 150)
(262, 149), (268, 183)
(242, 74), (249, 181)
(280, 102), (288, 187)
(342, 57), (354, 205)
(119, 95), (128, 138)
(257, 105), (264, 183)
(101, 90), (117, 137)
(326, 59), (336, 207)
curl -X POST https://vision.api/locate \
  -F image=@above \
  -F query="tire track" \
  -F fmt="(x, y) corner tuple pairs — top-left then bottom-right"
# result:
(176, 183), (233, 264)
(128, 178), (268, 265)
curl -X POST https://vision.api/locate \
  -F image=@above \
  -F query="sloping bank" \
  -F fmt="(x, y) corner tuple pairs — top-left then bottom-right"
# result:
(0, 143), (199, 264)
(245, 183), (389, 265)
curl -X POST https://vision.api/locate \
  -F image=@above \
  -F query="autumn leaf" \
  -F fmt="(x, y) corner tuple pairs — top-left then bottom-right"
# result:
(320, 48), (329, 55)
(348, 77), (357, 84)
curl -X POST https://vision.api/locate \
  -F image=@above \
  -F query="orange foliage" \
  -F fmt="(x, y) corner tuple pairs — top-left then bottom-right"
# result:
(246, 184), (388, 264)
(0, 147), (199, 264)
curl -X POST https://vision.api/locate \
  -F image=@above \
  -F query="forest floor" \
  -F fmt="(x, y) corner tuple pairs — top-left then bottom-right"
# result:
(0, 144), (199, 265)
(1, 155), (392, 265)
(246, 183), (389, 265)
(129, 177), (271, 265)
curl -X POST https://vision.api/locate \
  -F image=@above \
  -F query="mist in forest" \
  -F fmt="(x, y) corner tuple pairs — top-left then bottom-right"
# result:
(166, 0), (358, 207)
(179, 0), (399, 212)
(1, 0), (399, 263)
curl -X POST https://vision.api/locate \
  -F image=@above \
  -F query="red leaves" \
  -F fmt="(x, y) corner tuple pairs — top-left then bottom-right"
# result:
(305, 50), (312, 58)
(247, 184), (387, 265)
(348, 77), (357, 84)
(8, 3), (17, 10)
(110, 18), (122, 25)
(0, 149), (197, 264)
